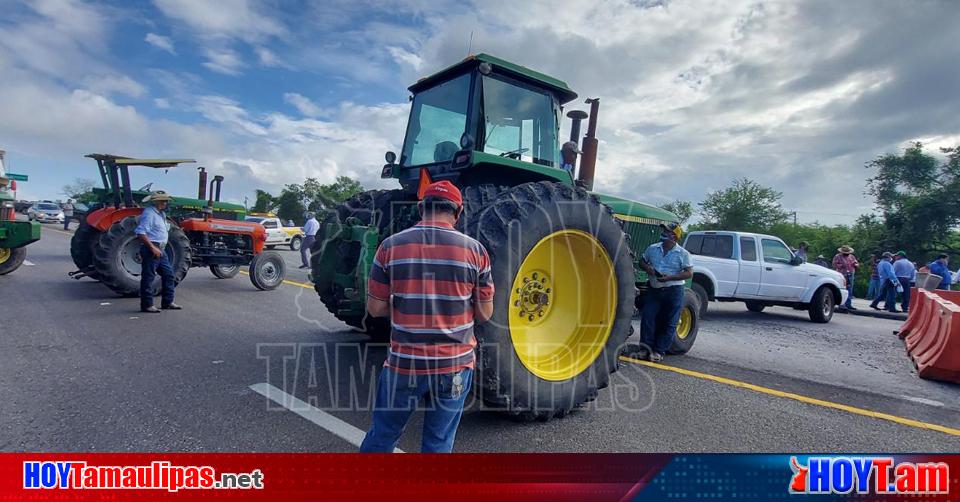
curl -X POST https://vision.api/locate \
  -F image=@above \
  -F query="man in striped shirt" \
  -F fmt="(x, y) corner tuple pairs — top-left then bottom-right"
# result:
(359, 181), (494, 453)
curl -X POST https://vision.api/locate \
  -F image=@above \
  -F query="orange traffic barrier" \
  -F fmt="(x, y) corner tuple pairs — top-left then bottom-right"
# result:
(897, 288), (926, 339)
(934, 289), (960, 304)
(902, 290), (960, 383)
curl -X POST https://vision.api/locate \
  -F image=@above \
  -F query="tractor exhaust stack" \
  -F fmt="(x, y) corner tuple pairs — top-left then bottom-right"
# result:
(213, 175), (224, 202)
(197, 167), (207, 200)
(576, 98), (600, 191)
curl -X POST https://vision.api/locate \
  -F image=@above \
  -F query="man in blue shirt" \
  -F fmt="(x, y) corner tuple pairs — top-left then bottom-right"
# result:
(134, 191), (180, 313)
(928, 254), (952, 291)
(299, 211), (319, 269)
(870, 252), (900, 313)
(892, 251), (916, 312)
(634, 222), (693, 362)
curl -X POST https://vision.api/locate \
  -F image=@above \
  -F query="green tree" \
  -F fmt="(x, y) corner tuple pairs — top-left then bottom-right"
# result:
(251, 189), (276, 213)
(61, 178), (98, 203)
(271, 176), (366, 224)
(698, 178), (790, 232)
(865, 142), (960, 259)
(660, 199), (693, 225)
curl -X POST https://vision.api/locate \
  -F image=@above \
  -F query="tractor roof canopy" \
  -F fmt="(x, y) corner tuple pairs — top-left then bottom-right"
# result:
(409, 54), (578, 104)
(85, 154), (195, 168)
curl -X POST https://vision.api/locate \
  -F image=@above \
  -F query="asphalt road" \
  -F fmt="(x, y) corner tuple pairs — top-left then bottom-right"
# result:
(2, 225), (959, 453)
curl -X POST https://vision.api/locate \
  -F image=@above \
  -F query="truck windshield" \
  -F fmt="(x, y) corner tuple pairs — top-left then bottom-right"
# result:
(400, 73), (471, 167)
(481, 75), (558, 166)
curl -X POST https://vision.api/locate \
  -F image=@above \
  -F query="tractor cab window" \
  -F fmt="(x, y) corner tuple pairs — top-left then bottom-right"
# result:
(400, 73), (471, 167)
(480, 75), (558, 166)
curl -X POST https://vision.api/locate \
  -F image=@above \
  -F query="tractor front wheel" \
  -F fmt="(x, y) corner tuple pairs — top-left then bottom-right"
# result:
(460, 182), (636, 421)
(70, 219), (101, 279)
(93, 216), (191, 296)
(249, 251), (285, 290)
(0, 247), (26, 275)
(668, 289), (701, 354)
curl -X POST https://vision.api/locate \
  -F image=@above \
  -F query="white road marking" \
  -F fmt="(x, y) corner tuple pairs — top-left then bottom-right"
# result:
(99, 302), (111, 306)
(900, 395), (944, 407)
(249, 382), (403, 453)
(23, 260), (35, 266)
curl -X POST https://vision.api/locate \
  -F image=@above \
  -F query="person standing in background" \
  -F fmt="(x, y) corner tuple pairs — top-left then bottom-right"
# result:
(866, 253), (880, 301)
(892, 251), (916, 313)
(62, 199), (74, 231)
(833, 245), (859, 310)
(928, 254), (952, 291)
(870, 252), (900, 313)
(795, 241), (809, 263)
(299, 212), (319, 269)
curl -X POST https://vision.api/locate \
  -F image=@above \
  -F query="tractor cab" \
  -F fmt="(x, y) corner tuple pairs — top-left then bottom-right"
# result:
(383, 54), (598, 191)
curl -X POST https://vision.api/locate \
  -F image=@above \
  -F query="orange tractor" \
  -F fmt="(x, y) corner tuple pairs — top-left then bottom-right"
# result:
(69, 154), (286, 295)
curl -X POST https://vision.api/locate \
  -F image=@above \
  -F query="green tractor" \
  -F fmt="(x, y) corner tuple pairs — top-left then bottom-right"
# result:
(310, 54), (700, 420)
(0, 150), (41, 275)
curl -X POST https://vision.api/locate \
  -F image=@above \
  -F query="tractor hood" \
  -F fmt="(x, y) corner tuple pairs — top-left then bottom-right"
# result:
(592, 193), (679, 223)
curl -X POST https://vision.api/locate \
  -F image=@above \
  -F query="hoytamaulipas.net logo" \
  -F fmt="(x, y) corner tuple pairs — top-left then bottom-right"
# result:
(23, 460), (264, 492)
(789, 456), (948, 495)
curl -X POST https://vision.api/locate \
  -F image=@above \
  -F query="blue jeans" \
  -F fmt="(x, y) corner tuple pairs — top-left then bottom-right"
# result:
(870, 281), (897, 312)
(140, 243), (175, 310)
(843, 273), (855, 308)
(640, 285), (684, 355)
(898, 277), (912, 312)
(867, 277), (881, 300)
(300, 235), (316, 267)
(360, 367), (473, 453)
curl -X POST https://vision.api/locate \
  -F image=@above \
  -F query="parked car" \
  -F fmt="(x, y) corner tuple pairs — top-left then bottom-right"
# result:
(244, 216), (304, 250)
(27, 202), (65, 223)
(15, 200), (32, 214)
(684, 230), (848, 323)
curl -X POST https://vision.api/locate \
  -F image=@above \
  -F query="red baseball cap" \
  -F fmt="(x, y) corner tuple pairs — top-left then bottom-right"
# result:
(421, 180), (462, 207)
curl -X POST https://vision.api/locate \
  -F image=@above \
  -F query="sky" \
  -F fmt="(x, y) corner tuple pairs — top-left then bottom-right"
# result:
(2, 0), (958, 224)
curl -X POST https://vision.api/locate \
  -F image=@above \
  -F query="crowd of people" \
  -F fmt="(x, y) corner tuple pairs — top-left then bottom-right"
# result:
(798, 241), (956, 314)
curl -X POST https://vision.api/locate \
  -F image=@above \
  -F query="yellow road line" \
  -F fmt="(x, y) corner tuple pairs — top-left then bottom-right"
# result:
(238, 269), (313, 290)
(619, 355), (960, 438)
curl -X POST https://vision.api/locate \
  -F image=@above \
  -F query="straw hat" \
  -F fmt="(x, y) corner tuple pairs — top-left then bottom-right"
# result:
(142, 190), (173, 203)
(837, 245), (854, 254)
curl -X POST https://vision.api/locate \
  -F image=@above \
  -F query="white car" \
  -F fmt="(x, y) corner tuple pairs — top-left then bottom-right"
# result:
(27, 202), (64, 223)
(684, 231), (848, 323)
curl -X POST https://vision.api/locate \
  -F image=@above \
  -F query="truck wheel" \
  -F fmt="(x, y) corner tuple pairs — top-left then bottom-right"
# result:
(746, 301), (766, 313)
(249, 251), (285, 290)
(70, 219), (102, 279)
(808, 286), (834, 323)
(289, 235), (302, 251)
(210, 264), (240, 279)
(459, 182), (636, 421)
(93, 216), (191, 296)
(691, 282), (709, 318)
(0, 247), (27, 275)
(669, 289), (701, 354)
(311, 189), (417, 340)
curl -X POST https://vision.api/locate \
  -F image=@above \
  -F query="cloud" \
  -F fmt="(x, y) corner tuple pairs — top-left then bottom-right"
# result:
(153, 0), (285, 43)
(283, 93), (325, 117)
(202, 49), (244, 75)
(145, 33), (176, 54)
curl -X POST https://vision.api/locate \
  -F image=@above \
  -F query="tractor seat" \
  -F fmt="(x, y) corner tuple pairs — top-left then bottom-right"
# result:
(434, 141), (459, 162)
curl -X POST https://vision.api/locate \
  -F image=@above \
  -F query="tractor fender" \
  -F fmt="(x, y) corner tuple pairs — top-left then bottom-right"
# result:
(179, 218), (268, 253)
(86, 207), (144, 232)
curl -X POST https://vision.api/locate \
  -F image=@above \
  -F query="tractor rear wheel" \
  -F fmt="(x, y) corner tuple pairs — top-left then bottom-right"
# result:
(0, 247), (26, 275)
(668, 289), (701, 354)
(249, 251), (285, 290)
(459, 182), (636, 421)
(311, 189), (417, 339)
(70, 219), (101, 279)
(210, 264), (240, 279)
(93, 216), (191, 296)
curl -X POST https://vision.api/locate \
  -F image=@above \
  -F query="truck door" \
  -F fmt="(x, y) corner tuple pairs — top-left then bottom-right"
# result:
(757, 238), (806, 299)
(734, 236), (761, 297)
(261, 219), (285, 244)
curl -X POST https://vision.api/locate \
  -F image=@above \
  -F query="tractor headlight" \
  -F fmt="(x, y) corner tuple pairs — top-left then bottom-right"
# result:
(1, 201), (13, 208)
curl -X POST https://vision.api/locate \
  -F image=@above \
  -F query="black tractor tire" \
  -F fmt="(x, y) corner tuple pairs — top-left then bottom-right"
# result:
(249, 251), (285, 290)
(0, 247), (27, 275)
(458, 182), (636, 421)
(808, 286), (834, 323)
(93, 216), (191, 297)
(668, 289), (701, 354)
(289, 235), (303, 251)
(746, 300), (766, 313)
(70, 219), (101, 279)
(311, 189), (417, 340)
(210, 264), (240, 279)
(691, 281), (709, 318)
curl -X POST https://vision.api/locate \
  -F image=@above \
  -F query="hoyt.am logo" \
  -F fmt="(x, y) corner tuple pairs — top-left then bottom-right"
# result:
(789, 456), (949, 495)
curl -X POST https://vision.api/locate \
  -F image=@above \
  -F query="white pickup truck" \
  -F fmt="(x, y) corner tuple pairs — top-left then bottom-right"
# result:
(684, 231), (848, 323)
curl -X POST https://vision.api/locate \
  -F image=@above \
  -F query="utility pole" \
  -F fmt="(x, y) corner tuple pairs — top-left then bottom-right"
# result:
(792, 211), (797, 227)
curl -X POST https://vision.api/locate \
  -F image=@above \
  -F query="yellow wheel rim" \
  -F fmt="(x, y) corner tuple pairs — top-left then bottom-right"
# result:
(0, 248), (10, 265)
(677, 304), (693, 340)
(508, 230), (617, 381)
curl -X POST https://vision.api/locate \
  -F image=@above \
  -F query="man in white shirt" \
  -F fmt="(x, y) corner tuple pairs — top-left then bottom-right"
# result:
(300, 212), (320, 269)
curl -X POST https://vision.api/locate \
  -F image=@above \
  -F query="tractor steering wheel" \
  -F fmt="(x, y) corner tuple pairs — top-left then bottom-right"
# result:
(499, 147), (529, 160)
